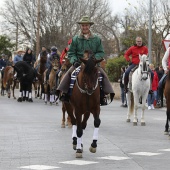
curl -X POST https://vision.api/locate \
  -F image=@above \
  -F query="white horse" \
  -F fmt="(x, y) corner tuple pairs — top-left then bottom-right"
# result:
(126, 54), (150, 126)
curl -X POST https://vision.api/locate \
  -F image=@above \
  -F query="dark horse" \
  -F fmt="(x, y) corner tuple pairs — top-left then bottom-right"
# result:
(68, 55), (103, 158)
(13, 61), (34, 102)
(164, 71), (170, 135)
(36, 51), (47, 99)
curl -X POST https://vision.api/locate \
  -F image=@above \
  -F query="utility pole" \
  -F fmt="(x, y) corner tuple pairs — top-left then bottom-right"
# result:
(16, 22), (18, 51)
(148, 0), (152, 63)
(36, 0), (40, 58)
(31, 0), (34, 49)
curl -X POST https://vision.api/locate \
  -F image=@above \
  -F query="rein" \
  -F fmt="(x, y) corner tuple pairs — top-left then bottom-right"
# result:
(75, 76), (99, 95)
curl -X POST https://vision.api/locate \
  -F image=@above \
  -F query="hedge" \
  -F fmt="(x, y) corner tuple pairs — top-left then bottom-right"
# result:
(106, 56), (128, 82)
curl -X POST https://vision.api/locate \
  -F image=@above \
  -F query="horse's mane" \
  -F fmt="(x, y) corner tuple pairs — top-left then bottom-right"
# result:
(84, 56), (96, 75)
(167, 70), (170, 80)
(40, 51), (47, 63)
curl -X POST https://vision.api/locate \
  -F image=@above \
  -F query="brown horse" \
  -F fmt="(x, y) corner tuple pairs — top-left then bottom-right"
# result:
(59, 56), (72, 128)
(164, 71), (170, 135)
(68, 55), (103, 158)
(2, 66), (17, 99)
(36, 51), (47, 99)
(44, 58), (61, 105)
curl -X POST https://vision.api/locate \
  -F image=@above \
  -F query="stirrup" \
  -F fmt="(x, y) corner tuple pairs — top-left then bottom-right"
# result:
(100, 97), (107, 106)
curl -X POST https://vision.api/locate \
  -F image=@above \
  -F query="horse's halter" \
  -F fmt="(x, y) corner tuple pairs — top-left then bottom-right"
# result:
(139, 58), (149, 80)
(76, 73), (99, 96)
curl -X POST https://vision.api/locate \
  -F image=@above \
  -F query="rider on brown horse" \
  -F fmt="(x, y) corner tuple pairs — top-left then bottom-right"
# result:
(57, 16), (115, 105)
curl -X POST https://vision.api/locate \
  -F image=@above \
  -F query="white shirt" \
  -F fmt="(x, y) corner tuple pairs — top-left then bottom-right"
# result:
(162, 47), (170, 71)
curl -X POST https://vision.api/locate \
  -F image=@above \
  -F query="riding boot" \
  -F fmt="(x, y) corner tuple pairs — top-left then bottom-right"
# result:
(100, 88), (107, 106)
(60, 93), (70, 103)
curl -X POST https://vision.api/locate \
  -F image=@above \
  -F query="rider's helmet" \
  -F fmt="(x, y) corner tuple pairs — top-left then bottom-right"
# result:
(51, 46), (57, 52)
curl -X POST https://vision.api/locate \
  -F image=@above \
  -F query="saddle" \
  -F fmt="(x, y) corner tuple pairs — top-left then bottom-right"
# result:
(128, 66), (138, 92)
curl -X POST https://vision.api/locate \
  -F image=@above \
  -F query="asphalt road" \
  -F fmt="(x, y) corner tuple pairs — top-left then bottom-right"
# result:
(0, 92), (169, 170)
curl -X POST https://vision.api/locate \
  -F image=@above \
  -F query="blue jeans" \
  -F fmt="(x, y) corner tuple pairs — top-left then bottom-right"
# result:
(120, 87), (126, 104)
(124, 64), (137, 85)
(147, 90), (157, 106)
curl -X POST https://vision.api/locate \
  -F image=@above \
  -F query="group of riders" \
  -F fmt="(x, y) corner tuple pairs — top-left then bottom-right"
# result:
(0, 16), (169, 106)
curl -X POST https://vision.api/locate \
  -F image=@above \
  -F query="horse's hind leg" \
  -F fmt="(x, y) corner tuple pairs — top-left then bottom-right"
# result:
(61, 103), (66, 128)
(164, 110), (169, 135)
(133, 93), (139, 126)
(126, 92), (131, 122)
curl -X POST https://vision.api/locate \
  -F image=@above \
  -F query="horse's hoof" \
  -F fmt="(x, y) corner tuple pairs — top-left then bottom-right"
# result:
(141, 122), (146, 126)
(76, 149), (82, 158)
(22, 97), (26, 101)
(8, 96), (10, 98)
(26, 97), (29, 101)
(133, 122), (137, 126)
(50, 102), (52, 105)
(44, 102), (47, 105)
(61, 124), (65, 128)
(126, 119), (130, 122)
(56, 102), (58, 105)
(164, 131), (169, 135)
(89, 146), (96, 153)
(14, 97), (16, 99)
(17, 98), (22, 102)
(28, 98), (33, 102)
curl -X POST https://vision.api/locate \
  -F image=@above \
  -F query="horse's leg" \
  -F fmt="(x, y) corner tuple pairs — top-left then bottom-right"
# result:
(89, 108), (101, 153)
(164, 109), (169, 135)
(61, 103), (66, 128)
(28, 83), (33, 102)
(81, 112), (90, 151)
(141, 93), (148, 126)
(12, 80), (16, 99)
(126, 92), (131, 122)
(133, 92), (138, 126)
(75, 114), (83, 158)
(17, 82), (23, 102)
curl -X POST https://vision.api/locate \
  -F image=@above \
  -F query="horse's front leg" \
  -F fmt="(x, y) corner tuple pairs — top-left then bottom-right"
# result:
(165, 110), (169, 135)
(75, 113), (83, 158)
(133, 93), (139, 126)
(28, 83), (33, 102)
(141, 94), (147, 126)
(126, 92), (131, 122)
(17, 82), (23, 102)
(90, 110), (101, 153)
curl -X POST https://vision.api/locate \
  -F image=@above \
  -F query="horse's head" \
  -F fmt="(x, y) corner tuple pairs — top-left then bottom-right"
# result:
(79, 56), (103, 95)
(139, 54), (149, 80)
(40, 51), (47, 64)
(13, 65), (25, 80)
(52, 58), (61, 71)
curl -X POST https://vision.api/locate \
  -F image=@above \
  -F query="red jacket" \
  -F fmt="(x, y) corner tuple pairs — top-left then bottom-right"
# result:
(124, 45), (148, 64)
(151, 70), (159, 91)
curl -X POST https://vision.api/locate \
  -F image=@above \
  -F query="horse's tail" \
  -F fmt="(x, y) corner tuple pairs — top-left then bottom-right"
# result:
(130, 92), (134, 115)
(3, 67), (11, 88)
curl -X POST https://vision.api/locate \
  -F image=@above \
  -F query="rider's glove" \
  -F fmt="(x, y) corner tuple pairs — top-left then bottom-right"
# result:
(73, 62), (80, 68)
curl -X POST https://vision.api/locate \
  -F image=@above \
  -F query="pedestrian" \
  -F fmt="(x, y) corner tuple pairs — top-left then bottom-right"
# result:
(147, 64), (158, 110)
(118, 66), (127, 107)
(57, 16), (115, 105)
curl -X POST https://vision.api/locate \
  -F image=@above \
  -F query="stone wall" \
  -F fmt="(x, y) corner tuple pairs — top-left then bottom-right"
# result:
(111, 82), (121, 99)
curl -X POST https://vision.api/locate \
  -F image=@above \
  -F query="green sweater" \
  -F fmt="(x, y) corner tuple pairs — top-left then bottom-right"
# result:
(68, 32), (105, 64)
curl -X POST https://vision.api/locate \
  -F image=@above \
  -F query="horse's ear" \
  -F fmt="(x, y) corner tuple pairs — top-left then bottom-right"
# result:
(95, 58), (104, 64)
(80, 57), (87, 64)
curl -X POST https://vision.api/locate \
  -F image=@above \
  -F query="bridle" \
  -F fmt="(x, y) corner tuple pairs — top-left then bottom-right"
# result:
(138, 58), (149, 80)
